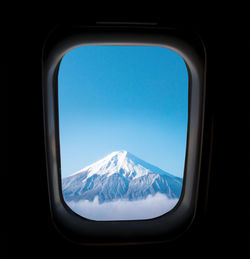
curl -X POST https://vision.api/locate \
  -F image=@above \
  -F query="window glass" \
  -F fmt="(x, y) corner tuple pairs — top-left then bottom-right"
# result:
(58, 45), (188, 220)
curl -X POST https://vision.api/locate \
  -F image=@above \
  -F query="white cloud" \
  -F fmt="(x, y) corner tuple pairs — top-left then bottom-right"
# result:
(66, 193), (179, 221)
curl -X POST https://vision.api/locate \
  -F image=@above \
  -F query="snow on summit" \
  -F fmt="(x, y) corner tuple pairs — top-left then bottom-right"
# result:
(68, 150), (169, 181)
(62, 150), (183, 203)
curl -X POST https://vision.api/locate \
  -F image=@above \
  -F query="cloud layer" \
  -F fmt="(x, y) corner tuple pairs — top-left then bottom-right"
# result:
(66, 193), (179, 221)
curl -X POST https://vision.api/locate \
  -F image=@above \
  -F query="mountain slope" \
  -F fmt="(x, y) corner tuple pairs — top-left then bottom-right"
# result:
(62, 150), (183, 203)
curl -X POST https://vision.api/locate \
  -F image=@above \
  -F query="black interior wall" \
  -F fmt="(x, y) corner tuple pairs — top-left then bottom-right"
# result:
(8, 13), (249, 258)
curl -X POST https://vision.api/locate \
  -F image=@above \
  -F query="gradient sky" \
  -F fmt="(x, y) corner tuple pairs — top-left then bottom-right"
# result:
(58, 45), (188, 178)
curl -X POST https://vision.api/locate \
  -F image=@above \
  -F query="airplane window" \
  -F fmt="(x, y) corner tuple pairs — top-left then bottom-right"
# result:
(58, 45), (188, 221)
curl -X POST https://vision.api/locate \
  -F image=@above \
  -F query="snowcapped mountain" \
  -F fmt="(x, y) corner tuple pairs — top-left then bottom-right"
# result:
(62, 150), (183, 203)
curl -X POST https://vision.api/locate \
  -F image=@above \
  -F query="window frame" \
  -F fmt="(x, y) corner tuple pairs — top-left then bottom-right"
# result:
(42, 24), (206, 244)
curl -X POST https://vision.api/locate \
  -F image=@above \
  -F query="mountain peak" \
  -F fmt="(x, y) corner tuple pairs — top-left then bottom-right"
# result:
(108, 150), (128, 158)
(62, 150), (183, 205)
(115, 150), (127, 154)
(68, 150), (174, 182)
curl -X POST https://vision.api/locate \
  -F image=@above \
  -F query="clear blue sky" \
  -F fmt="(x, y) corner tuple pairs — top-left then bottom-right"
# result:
(58, 45), (188, 178)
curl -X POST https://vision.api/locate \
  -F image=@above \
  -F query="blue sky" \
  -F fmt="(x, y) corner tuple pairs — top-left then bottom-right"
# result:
(58, 45), (188, 178)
